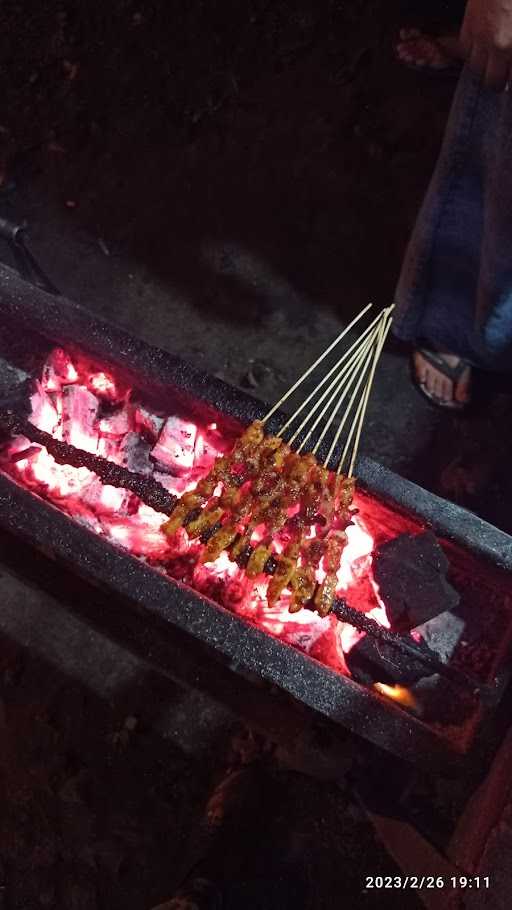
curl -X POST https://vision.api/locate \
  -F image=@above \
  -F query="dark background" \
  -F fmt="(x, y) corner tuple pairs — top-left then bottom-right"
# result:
(0, 2), (511, 909)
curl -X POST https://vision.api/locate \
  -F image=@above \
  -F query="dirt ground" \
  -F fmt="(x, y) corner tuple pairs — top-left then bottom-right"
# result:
(0, 1), (511, 908)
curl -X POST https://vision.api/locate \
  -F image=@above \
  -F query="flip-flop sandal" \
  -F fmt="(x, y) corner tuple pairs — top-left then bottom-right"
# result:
(410, 349), (471, 412)
(394, 30), (462, 78)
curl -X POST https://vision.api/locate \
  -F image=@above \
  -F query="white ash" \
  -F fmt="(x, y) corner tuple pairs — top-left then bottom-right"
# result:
(96, 402), (132, 438)
(42, 348), (78, 390)
(62, 385), (99, 452)
(151, 415), (197, 473)
(193, 432), (220, 471)
(81, 477), (132, 515)
(153, 470), (191, 496)
(134, 405), (165, 441)
(30, 383), (60, 436)
(118, 431), (153, 475)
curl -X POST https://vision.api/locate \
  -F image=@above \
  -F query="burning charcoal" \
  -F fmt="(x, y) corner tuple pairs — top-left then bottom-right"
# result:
(152, 470), (190, 496)
(86, 369), (120, 402)
(30, 382), (60, 435)
(119, 432), (153, 475)
(193, 430), (222, 471)
(151, 415), (197, 474)
(81, 477), (131, 514)
(373, 532), (460, 633)
(96, 402), (132, 438)
(41, 348), (78, 391)
(345, 632), (438, 687)
(61, 384), (99, 453)
(134, 405), (165, 442)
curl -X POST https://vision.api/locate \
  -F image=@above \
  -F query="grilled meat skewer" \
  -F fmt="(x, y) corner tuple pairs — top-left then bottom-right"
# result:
(161, 421), (356, 617)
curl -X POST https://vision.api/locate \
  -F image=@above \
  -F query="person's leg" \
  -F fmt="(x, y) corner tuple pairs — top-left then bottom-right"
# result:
(393, 66), (512, 406)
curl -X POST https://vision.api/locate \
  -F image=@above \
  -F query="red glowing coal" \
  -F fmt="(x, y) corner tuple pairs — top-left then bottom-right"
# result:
(1, 347), (393, 682)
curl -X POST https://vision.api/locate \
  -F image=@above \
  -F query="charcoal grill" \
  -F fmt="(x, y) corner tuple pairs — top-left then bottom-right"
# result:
(1, 261), (512, 771)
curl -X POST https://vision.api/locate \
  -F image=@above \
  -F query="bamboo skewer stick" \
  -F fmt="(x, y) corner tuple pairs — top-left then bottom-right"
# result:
(262, 302), (372, 424)
(261, 302), (393, 477)
(276, 307), (385, 438)
(319, 332), (377, 468)
(303, 331), (378, 455)
(288, 326), (379, 450)
(345, 306), (394, 477)
(337, 319), (387, 475)
(320, 306), (392, 472)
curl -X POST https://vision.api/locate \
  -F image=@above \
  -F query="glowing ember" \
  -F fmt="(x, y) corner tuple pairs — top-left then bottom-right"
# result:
(30, 384), (60, 435)
(89, 371), (117, 397)
(337, 519), (374, 589)
(0, 347), (406, 696)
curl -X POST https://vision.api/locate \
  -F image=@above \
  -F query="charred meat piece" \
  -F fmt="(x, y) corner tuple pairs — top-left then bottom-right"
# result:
(337, 475), (355, 511)
(201, 522), (239, 563)
(267, 540), (301, 606)
(162, 492), (203, 536)
(313, 531), (348, 617)
(246, 543), (272, 577)
(314, 573), (338, 618)
(289, 566), (316, 613)
(230, 530), (253, 562)
(186, 507), (225, 540)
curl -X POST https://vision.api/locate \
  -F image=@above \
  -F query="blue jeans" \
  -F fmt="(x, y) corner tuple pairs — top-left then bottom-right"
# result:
(392, 67), (512, 371)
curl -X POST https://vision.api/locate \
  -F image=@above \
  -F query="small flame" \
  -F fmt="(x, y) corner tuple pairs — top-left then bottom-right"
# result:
(374, 682), (418, 710)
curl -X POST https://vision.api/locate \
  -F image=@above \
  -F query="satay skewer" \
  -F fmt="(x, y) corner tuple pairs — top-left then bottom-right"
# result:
(161, 303), (393, 617)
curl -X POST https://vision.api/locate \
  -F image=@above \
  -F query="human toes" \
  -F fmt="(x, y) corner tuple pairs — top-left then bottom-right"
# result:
(455, 369), (471, 403)
(413, 352), (429, 385)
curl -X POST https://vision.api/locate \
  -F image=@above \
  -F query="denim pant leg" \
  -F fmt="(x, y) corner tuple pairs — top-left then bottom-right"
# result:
(393, 67), (512, 372)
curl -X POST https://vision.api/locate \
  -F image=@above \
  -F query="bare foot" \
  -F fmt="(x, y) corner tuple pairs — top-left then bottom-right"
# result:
(396, 28), (463, 71)
(413, 350), (471, 406)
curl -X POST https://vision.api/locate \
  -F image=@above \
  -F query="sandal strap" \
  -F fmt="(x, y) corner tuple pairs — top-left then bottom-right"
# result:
(416, 349), (470, 383)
